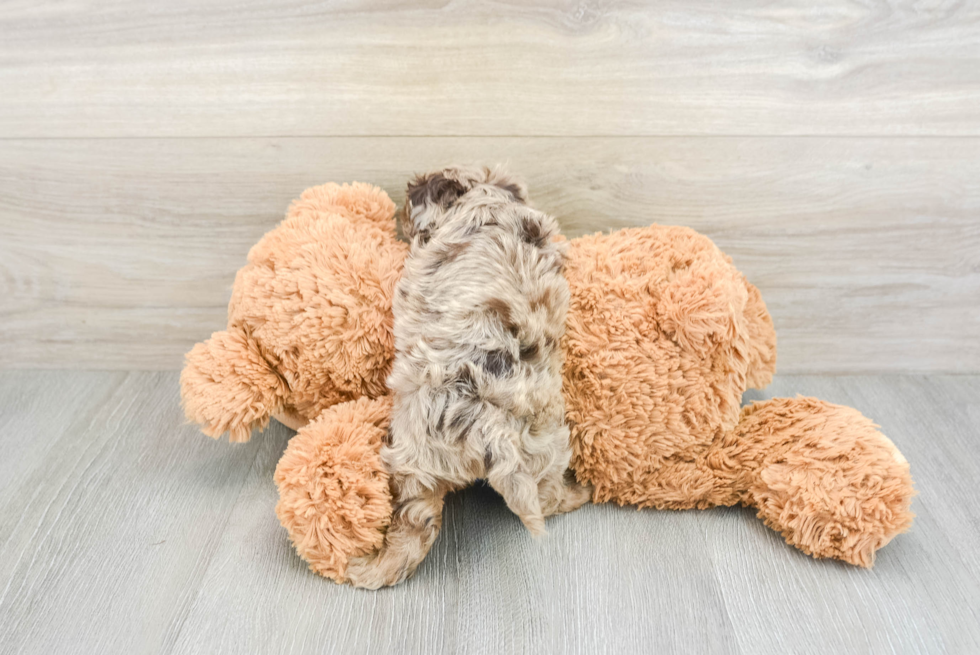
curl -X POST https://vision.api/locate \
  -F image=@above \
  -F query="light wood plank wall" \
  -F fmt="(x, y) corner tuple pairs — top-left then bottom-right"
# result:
(1, 1), (978, 372)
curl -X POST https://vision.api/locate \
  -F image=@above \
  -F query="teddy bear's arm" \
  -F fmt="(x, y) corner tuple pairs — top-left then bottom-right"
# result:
(180, 327), (287, 442)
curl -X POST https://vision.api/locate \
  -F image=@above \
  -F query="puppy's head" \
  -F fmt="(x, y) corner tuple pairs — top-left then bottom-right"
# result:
(401, 166), (528, 241)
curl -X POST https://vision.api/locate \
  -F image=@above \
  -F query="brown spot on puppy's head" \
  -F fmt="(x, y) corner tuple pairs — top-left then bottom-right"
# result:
(482, 349), (514, 377)
(408, 172), (466, 210)
(520, 216), (547, 247)
(482, 167), (528, 204)
(484, 298), (519, 338)
(453, 366), (477, 395)
(530, 288), (553, 311)
(497, 181), (526, 203)
(450, 410), (477, 442)
(519, 342), (539, 361)
(402, 171), (467, 239)
(431, 241), (468, 270)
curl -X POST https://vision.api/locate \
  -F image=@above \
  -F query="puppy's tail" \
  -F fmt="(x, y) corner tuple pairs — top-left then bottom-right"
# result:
(180, 326), (287, 443)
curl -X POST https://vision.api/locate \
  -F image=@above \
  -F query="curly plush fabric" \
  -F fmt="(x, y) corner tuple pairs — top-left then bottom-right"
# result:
(274, 395), (394, 582)
(287, 181), (398, 232)
(181, 183), (407, 440)
(558, 226), (913, 566)
(180, 326), (287, 443)
(561, 225), (776, 507)
(734, 397), (915, 566)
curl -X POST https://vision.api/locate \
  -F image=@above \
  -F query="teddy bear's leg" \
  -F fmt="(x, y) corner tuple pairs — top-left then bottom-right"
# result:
(180, 327), (287, 442)
(274, 396), (394, 583)
(718, 396), (915, 567)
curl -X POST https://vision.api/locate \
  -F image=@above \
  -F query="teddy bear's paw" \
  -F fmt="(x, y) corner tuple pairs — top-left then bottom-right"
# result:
(743, 397), (915, 567)
(274, 396), (394, 582)
(180, 327), (287, 443)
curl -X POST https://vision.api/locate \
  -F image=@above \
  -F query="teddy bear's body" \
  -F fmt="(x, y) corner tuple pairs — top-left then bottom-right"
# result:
(562, 225), (777, 509)
(181, 182), (914, 586)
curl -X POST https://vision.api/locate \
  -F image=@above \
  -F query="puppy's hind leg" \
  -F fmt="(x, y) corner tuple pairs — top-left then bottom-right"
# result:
(533, 424), (592, 517)
(538, 466), (593, 517)
(485, 445), (547, 537)
(345, 476), (446, 589)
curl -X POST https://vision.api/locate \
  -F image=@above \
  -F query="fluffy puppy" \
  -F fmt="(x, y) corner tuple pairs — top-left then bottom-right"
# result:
(345, 166), (591, 589)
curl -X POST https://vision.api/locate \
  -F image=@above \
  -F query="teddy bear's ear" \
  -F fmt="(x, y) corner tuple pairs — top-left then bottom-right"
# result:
(288, 182), (396, 233)
(402, 171), (467, 239)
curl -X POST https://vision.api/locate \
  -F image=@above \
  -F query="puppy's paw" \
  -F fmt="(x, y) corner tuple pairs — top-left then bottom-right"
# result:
(345, 552), (416, 590)
(557, 480), (593, 514)
(521, 513), (547, 538)
(345, 554), (390, 590)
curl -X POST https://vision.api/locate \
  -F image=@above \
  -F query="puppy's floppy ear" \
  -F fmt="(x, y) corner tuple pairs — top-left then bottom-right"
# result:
(402, 171), (466, 239)
(482, 167), (528, 204)
(408, 171), (466, 210)
(495, 181), (527, 203)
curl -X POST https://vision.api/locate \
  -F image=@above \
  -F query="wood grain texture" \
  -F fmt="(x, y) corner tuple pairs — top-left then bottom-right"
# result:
(2, 1), (980, 137)
(2, 137), (977, 372)
(1, 372), (979, 654)
(0, 371), (267, 655)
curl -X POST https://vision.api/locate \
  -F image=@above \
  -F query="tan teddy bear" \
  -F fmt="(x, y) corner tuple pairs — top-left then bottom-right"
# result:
(181, 180), (914, 586)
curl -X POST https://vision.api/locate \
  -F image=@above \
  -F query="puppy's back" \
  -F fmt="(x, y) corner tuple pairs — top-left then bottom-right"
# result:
(392, 191), (568, 418)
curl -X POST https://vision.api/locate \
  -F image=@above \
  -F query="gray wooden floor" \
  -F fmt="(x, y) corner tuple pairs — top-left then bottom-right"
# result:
(0, 372), (976, 654)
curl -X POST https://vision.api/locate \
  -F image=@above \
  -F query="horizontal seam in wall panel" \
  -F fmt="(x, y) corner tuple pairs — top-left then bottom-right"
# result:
(4, 134), (980, 141)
